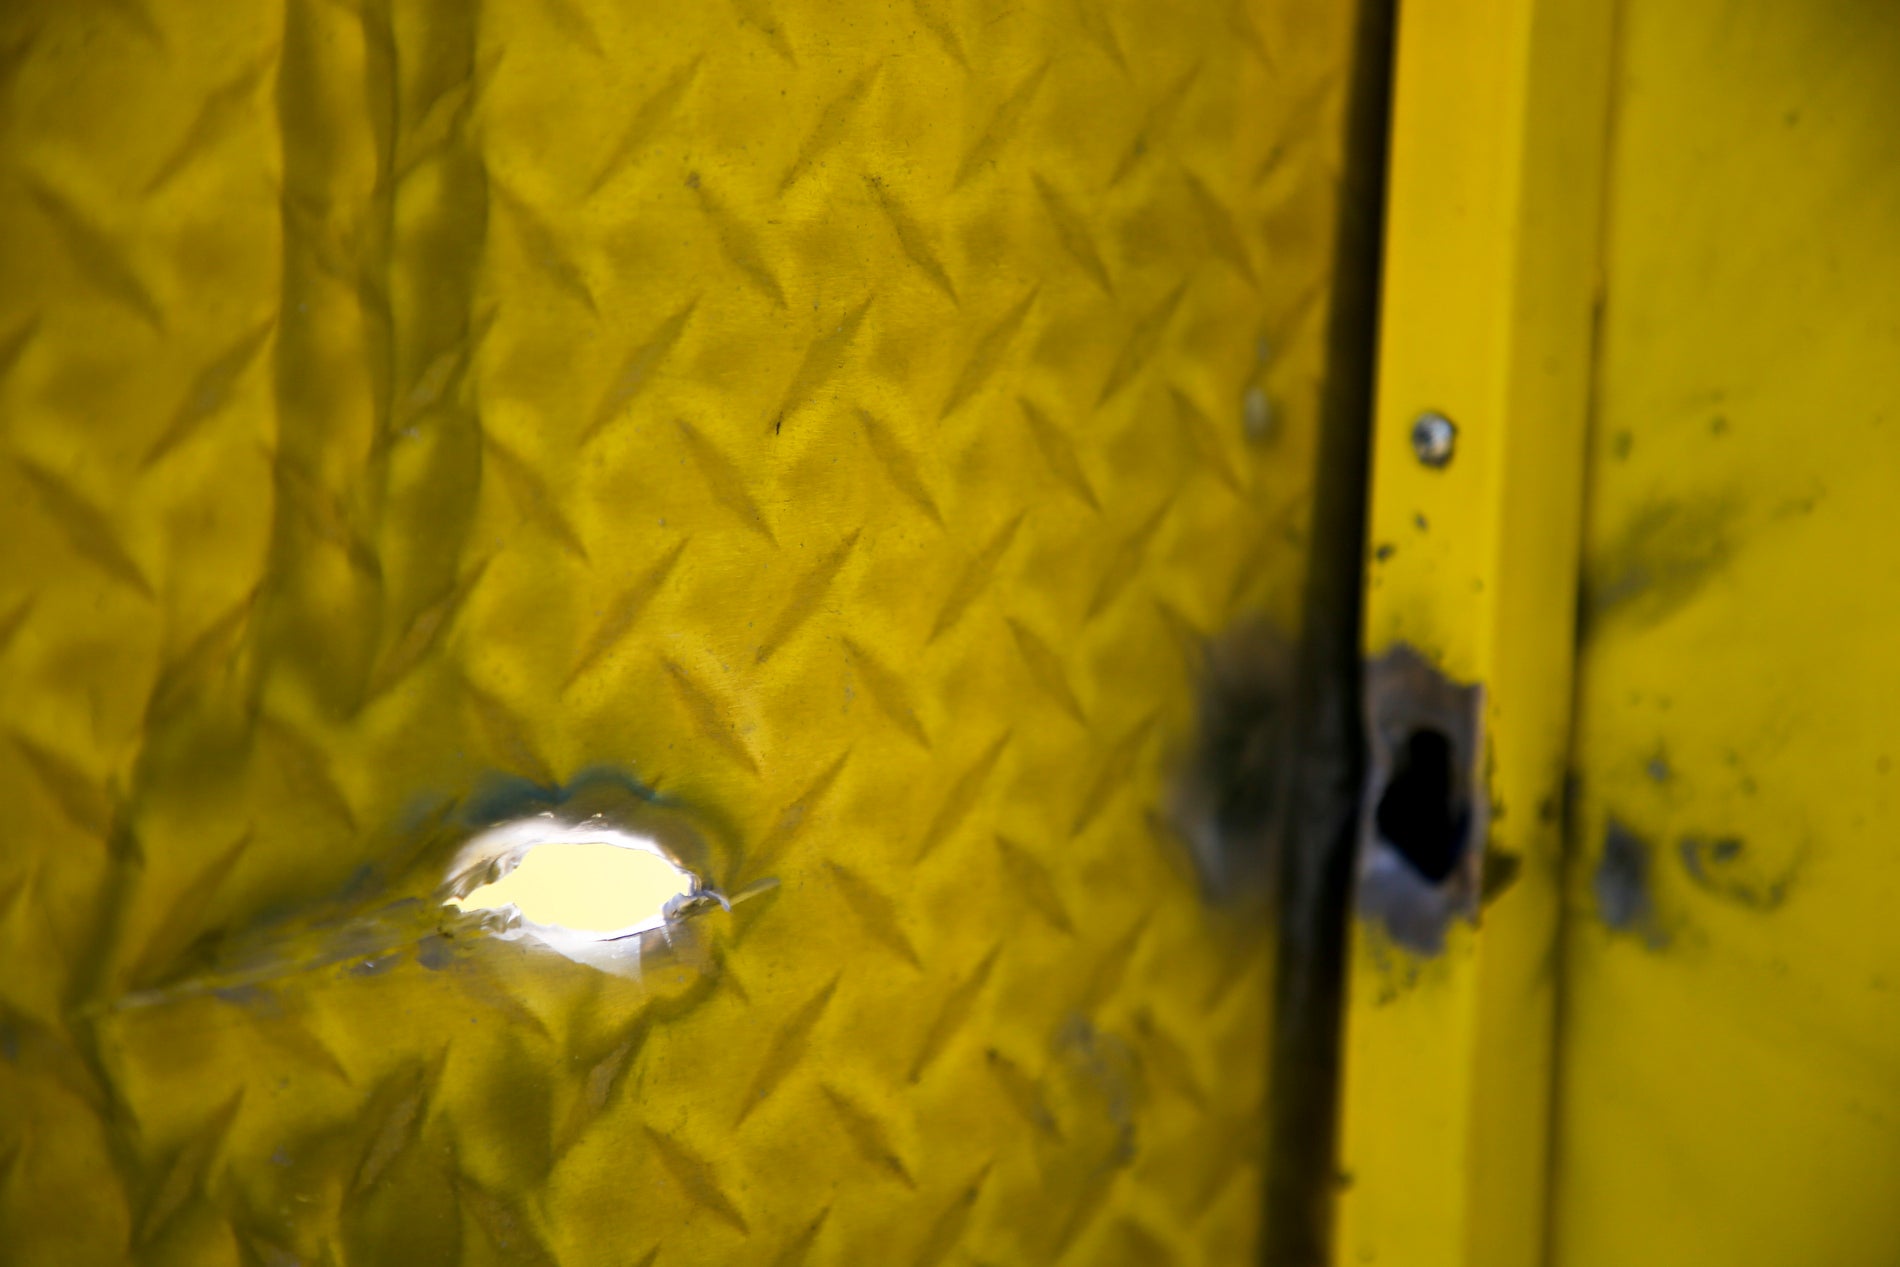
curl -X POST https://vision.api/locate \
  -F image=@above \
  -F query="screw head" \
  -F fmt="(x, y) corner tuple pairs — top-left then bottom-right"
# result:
(1411, 412), (1457, 468)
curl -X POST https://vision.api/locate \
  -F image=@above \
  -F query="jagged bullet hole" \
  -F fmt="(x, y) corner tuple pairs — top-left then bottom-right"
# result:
(441, 818), (734, 971)
(448, 836), (700, 933)
(1356, 645), (1485, 954)
(103, 776), (764, 1009)
(1374, 728), (1468, 884)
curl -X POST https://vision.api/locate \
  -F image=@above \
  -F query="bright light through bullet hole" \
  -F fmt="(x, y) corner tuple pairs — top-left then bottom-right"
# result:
(443, 819), (704, 941)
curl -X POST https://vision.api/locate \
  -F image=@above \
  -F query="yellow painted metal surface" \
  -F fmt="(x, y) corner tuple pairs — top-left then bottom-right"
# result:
(1344, 2), (1900, 1264)
(1549, 3), (1900, 1263)
(0, 2), (1371, 1264)
(1335, 1), (1610, 1264)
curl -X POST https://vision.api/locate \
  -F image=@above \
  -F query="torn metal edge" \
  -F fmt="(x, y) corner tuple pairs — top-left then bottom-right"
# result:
(1355, 643), (1487, 954)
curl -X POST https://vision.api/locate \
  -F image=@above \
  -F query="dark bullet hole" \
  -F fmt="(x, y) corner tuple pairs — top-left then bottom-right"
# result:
(1374, 727), (1469, 884)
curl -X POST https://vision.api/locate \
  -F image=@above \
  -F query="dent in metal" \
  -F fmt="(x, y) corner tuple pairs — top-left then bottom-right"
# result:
(1355, 643), (1487, 954)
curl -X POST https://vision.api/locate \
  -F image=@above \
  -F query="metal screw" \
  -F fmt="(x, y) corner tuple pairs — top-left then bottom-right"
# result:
(1411, 411), (1457, 468)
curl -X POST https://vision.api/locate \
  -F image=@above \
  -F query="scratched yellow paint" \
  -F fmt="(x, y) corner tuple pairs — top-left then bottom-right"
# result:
(0, 1), (1371, 1263)
(1549, 3), (1900, 1262)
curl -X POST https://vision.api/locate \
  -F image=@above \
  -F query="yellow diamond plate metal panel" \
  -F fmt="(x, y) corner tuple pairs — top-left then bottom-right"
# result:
(1549, 3), (1900, 1263)
(0, 2), (1373, 1265)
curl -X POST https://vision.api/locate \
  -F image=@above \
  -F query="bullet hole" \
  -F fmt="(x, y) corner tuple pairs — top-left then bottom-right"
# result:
(1356, 645), (1486, 955)
(446, 834), (701, 936)
(440, 815), (733, 973)
(1374, 728), (1468, 884)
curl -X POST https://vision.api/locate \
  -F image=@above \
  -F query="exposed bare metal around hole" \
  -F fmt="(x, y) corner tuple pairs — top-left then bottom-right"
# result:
(439, 808), (746, 974)
(102, 773), (775, 1010)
